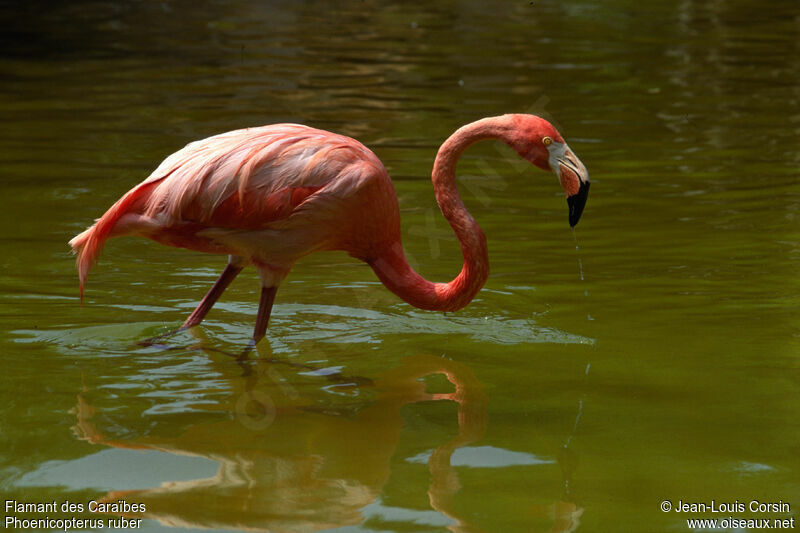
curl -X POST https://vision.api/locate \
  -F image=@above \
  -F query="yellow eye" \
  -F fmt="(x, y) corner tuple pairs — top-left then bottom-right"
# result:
(542, 136), (553, 146)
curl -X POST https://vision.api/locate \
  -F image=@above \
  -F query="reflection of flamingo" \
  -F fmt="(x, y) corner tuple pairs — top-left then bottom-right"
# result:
(72, 354), (489, 532)
(72, 351), (584, 532)
(70, 115), (589, 345)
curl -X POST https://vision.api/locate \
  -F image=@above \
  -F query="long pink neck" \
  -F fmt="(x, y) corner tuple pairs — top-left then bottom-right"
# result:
(370, 116), (521, 312)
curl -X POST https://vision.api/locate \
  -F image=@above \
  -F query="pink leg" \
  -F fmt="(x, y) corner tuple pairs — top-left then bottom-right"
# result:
(253, 286), (278, 344)
(182, 261), (244, 329)
(240, 286), (278, 357)
(139, 260), (243, 347)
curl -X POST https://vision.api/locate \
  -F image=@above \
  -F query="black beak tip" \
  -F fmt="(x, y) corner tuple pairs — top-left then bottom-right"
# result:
(567, 182), (590, 227)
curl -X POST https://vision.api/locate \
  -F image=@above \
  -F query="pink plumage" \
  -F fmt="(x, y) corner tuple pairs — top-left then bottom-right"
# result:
(71, 125), (394, 293)
(70, 115), (589, 347)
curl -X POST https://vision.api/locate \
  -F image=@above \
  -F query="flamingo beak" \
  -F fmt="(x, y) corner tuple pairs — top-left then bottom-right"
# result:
(559, 148), (590, 227)
(567, 181), (590, 227)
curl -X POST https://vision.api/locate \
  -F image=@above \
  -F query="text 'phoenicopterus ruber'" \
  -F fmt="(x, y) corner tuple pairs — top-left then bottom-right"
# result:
(70, 114), (590, 348)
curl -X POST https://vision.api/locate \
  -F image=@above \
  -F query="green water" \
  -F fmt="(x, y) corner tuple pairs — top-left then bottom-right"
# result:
(1, 1), (798, 532)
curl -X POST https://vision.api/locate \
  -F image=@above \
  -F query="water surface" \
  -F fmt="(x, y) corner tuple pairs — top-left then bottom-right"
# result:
(1, 1), (798, 532)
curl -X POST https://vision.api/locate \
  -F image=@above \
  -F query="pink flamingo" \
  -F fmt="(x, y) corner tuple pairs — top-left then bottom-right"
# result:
(70, 114), (589, 347)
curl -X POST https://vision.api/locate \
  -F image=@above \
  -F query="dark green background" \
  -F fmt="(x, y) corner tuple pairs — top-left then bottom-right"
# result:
(1, 1), (798, 531)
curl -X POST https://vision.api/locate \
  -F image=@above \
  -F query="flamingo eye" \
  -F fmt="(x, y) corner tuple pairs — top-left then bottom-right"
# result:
(542, 136), (553, 146)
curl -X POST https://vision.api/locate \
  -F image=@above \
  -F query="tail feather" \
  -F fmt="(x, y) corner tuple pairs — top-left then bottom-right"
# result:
(68, 181), (158, 302)
(68, 227), (94, 303)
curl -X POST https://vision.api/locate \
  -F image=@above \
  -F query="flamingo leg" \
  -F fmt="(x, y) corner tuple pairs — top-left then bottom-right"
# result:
(253, 286), (278, 343)
(139, 260), (243, 347)
(181, 261), (244, 329)
(239, 286), (278, 358)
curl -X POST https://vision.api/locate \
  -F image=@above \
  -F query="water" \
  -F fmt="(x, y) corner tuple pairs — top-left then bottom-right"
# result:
(1, 1), (798, 532)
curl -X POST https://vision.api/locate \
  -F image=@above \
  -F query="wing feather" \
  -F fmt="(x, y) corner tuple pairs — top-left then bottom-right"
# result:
(70, 123), (389, 295)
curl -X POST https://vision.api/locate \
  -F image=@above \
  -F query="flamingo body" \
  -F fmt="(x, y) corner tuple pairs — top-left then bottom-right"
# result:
(70, 114), (590, 345)
(72, 125), (399, 288)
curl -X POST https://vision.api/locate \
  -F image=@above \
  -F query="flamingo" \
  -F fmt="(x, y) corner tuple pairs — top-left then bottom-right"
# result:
(70, 114), (589, 348)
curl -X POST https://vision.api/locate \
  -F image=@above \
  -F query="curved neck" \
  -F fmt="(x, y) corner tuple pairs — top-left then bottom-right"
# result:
(370, 116), (520, 312)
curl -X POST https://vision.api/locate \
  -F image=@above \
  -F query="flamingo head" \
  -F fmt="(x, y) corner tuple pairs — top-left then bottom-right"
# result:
(509, 114), (591, 227)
